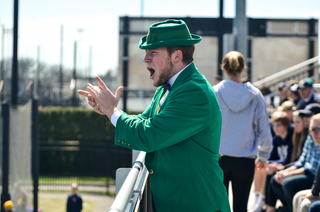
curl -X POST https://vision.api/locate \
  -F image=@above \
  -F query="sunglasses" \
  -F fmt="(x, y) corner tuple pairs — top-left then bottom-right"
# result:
(310, 127), (320, 134)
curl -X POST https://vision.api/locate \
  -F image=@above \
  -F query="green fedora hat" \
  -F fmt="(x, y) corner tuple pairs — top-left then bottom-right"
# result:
(139, 19), (202, 49)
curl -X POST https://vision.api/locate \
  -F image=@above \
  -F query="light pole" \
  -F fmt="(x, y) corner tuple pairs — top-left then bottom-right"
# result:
(59, 25), (64, 104)
(0, 25), (13, 102)
(77, 28), (84, 76)
(0, 23), (5, 101)
(71, 41), (77, 106)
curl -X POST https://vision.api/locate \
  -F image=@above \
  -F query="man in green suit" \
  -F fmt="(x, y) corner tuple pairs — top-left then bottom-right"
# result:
(78, 19), (230, 212)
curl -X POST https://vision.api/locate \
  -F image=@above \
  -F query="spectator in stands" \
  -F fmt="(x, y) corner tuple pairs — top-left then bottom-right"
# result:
(302, 103), (320, 116)
(213, 51), (272, 212)
(290, 103), (320, 161)
(78, 19), (231, 212)
(67, 183), (82, 212)
(263, 108), (311, 212)
(249, 111), (293, 212)
(267, 112), (320, 212)
(292, 113), (320, 212)
(264, 108), (312, 212)
(278, 82), (289, 105)
(289, 84), (303, 109)
(290, 110), (310, 163)
(278, 101), (295, 123)
(298, 78), (318, 109)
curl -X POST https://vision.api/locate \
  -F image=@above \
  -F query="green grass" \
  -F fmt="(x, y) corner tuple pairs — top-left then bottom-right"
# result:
(38, 189), (115, 196)
(39, 197), (95, 212)
(39, 176), (115, 183)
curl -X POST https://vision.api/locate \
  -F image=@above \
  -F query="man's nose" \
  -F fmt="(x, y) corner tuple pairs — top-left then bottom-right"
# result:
(143, 55), (150, 63)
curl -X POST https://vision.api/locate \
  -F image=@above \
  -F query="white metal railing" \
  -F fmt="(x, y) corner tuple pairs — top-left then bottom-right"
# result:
(253, 56), (319, 88)
(108, 151), (148, 212)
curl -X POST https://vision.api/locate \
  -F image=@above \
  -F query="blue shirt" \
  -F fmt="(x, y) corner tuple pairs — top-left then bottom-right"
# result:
(294, 134), (320, 176)
(269, 125), (294, 165)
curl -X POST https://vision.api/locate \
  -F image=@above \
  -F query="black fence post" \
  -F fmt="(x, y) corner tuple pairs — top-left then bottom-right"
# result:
(308, 18), (316, 77)
(32, 99), (39, 212)
(1, 102), (11, 212)
(122, 16), (129, 113)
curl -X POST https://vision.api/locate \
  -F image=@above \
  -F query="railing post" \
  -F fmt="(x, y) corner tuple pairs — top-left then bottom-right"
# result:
(108, 152), (147, 212)
(140, 175), (152, 212)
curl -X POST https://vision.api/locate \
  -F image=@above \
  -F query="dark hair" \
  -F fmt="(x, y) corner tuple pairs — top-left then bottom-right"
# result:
(221, 51), (245, 76)
(166, 45), (195, 64)
(271, 111), (290, 128)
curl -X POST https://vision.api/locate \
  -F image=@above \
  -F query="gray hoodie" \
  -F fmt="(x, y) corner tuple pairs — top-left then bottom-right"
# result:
(213, 79), (272, 162)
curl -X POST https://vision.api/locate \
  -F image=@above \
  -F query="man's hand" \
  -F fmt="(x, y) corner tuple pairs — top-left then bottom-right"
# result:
(78, 89), (105, 115)
(87, 76), (123, 119)
(78, 76), (123, 119)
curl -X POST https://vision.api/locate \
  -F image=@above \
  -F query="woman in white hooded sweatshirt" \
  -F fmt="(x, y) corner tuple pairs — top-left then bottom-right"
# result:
(213, 51), (273, 212)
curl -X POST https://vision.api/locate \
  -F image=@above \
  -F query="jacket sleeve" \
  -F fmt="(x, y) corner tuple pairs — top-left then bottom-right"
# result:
(254, 92), (273, 163)
(304, 142), (320, 176)
(312, 164), (320, 196)
(114, 84), (213, 152)
(294, 135), (312, 168)
(66, 196), (70, 212)
(79, 196), (83, 211)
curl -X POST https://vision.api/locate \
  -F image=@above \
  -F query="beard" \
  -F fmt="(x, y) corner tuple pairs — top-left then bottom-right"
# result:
(153, 57), (174, 87)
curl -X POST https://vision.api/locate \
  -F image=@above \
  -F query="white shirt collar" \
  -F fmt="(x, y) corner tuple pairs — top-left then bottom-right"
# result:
(167, 63), (191, 88)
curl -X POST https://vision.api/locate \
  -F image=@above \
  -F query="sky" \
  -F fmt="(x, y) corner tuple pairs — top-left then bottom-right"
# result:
(0, 0), (320, 77)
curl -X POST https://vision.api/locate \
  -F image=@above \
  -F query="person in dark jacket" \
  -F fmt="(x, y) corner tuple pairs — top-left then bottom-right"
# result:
(249, 111), (293, 212)
(67, 183), (82, 212)
(298, 78), (319, 109)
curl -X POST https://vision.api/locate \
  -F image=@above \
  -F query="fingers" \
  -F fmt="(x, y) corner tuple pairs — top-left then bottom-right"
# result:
(115, 86), (123, 102)
(95, 76), (108, 90)
(94, 103), (105, 115)
(87, 85), (98, 99)
(88, 100), (104, 115)
(77, 90), (90, 97)
(88, 100), (96, 108)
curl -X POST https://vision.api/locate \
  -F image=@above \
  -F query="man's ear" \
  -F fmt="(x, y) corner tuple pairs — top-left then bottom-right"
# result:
(172, 50), (183, 63)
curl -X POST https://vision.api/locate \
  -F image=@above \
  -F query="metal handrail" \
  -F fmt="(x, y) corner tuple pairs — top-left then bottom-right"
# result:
(124, 166), (149, 212)
(108, 151), (147, 212)
(253, 56), (319, 88)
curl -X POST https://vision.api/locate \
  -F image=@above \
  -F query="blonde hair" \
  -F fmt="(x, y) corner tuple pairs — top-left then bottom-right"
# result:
(221, 51), (245, 76)
(279, 101), (295, 111)
(271, 111), (290, 128)
(311, 113), (320, 122)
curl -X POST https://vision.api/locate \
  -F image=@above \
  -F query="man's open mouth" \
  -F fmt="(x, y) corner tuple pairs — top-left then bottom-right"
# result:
(148, 67), (155, 78)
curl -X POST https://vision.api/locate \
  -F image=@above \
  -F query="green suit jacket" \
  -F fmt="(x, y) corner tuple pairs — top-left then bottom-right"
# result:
(115, 63), (231, 212)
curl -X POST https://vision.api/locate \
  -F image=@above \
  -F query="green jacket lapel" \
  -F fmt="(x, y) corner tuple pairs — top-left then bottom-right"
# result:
(171, 62), (197, 91)
(158, 62), (198, 113)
